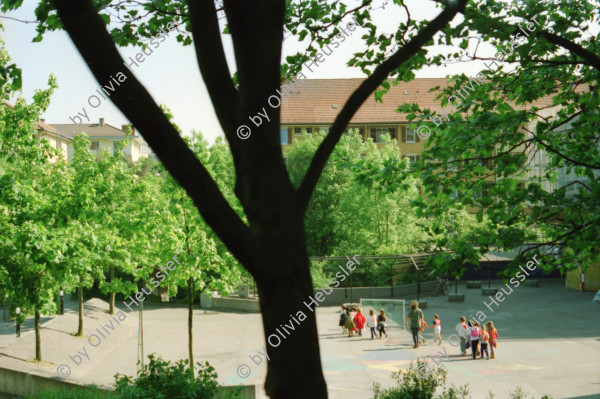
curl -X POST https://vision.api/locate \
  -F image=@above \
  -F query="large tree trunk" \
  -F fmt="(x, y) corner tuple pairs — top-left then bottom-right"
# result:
(77, 284), (83, 336)
(108, 266), (115, 315)
(35, 310), (41, 361)
(187, 277), (194, 374)
(257, 254), (327, 399)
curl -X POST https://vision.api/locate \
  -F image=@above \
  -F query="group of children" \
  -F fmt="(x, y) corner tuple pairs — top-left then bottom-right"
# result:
(454, 316), (499, 359)
(424, 314), (499, 359)
(465, 320), (498, 360)
(339, 305), (388, 339)
(338, 303), (500, 360)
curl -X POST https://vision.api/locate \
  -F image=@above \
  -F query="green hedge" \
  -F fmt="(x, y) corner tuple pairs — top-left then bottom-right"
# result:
(30, 355), (241, 399)
(372, 360), (552, 399)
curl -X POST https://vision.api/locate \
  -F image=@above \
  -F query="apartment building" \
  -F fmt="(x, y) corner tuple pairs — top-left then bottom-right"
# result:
(52, 118), (153, 162)
(279, 78), (599, 214)
(279, 78), (449, 163)
(36, 119), (72, 161)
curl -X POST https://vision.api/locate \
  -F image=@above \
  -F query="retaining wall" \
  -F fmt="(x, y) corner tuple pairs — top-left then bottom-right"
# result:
(201, 282), (437, 313)
(211, 297), (261, 312)
(316, 281), (438, 306)
(0, 365), (256, 398)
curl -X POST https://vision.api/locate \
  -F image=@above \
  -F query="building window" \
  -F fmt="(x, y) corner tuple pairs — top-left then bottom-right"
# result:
(475, 184), (490, 198)
(405, 154), (420, 163)
(294, 127), (302, 135)
(377, 128), (389, 142)
(90, 141), (99, 150)
(406, 128), (417, 143)
(306, 127), (312, 134)
(371, 127), (393, 143)
(280, 128), (288, 145)
(318, 126), (329, 133)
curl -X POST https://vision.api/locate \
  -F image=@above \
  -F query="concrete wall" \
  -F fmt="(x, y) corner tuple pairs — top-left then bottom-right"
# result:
(203, 282), (438, 313)
(315, 281), (437, 306)
(211, 297), (261, 312)
(0, 366), (112, 398)
(0, 365), (257, 398)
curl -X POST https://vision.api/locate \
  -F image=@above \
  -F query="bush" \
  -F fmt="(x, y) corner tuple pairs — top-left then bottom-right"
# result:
(114, 354), (228, 399)
(372, 359), (469, 399)
(372, 361), (552, 399)
(32, 355), (240, 399)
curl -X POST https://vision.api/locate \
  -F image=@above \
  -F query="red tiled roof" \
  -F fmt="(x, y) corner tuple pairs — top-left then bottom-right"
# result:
(279, 78), (556, 125)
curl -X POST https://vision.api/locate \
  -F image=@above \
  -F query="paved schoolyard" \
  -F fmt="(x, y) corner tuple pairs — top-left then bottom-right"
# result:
(0, 280), (598, 398)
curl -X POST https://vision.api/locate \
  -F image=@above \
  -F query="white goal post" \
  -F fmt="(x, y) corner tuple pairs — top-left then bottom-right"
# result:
(359, 298), (406, 329)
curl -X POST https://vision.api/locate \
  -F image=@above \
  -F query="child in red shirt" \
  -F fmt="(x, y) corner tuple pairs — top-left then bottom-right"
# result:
(354, 308), (367, 337)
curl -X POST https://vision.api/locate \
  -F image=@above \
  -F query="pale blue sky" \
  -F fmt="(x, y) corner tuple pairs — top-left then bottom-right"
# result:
(2, 0), (488, 143)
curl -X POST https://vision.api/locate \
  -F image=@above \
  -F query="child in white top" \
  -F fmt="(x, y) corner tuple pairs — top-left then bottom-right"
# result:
(367, 309), (378, 339)
(431, 314), (442, 345)
(468, 321), (481, 359)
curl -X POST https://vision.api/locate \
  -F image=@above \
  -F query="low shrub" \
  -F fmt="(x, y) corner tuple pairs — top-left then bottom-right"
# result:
(372, 359), (469, 399)
(31, 355), (241, 399)
(372, 360), (553, 399)
(114, 355), (225, 399)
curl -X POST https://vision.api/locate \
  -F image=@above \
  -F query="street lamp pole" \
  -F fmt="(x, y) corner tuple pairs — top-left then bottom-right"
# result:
(60, 290), (64, 315)
(15, 307), (21, 338)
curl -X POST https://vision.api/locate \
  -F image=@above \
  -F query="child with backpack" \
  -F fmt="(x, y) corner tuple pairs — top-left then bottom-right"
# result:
(469, 321), (481, 359)
(344, 309), (356, 337)
(486, 321), (498, 359)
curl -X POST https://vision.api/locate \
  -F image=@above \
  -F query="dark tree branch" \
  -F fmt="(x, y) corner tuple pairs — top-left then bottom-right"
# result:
(50, 0), (265, 278)
(559, 180), (593, 193)
(297, 0), (469, 212)
(520, 221), (595, 256)
(447, 139), (533, 165)
(540, 31), (600, 72)
(523, 126), (600, 170)
(462, 9), (600, 71)
(187, 0), (239, 145)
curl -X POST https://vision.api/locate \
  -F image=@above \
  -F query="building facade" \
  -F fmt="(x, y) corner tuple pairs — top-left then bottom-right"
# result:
(279, 78), (447, 163)
(52, 118), (153, 162)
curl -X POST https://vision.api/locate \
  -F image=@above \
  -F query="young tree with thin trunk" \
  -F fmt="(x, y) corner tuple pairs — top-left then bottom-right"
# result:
(0, 46), (68, 361)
